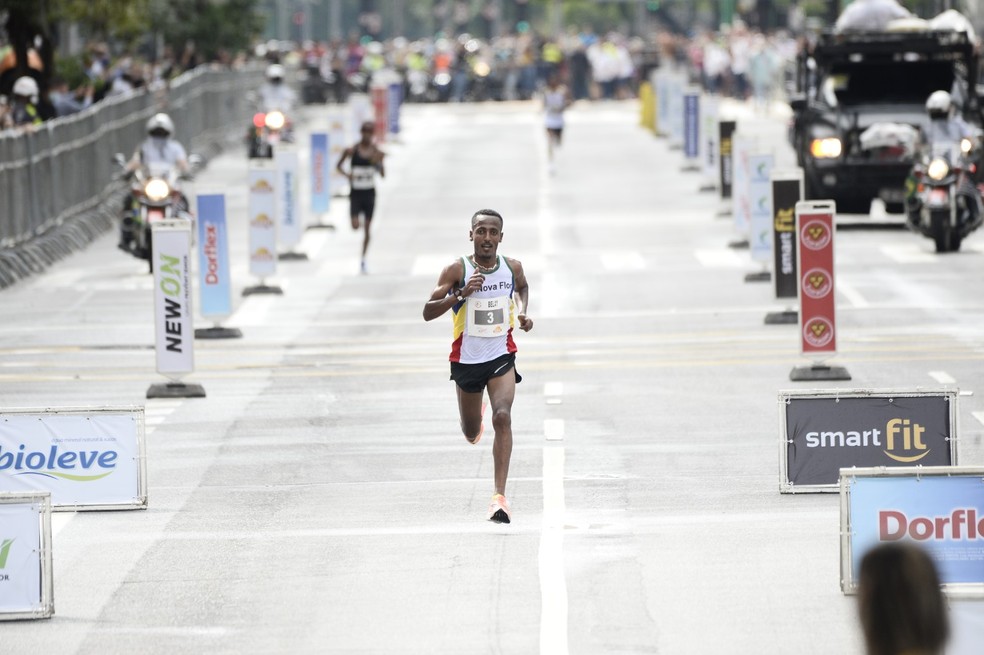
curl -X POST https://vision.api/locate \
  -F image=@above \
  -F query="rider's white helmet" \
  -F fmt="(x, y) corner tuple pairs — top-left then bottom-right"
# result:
(12, 76), (39, 100)
(926, 90), (953, 119)
(266, 64), (285, 81)
(146, 112), (175, 136)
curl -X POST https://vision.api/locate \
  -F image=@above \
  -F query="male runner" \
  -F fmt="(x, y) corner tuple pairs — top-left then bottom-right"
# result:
(336, 121), (385, 274)
(422, 209), (534, 524)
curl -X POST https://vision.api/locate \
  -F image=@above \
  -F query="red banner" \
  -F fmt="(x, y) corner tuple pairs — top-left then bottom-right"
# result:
(371, 86), (388, 143)
(796, 202), (837, 357)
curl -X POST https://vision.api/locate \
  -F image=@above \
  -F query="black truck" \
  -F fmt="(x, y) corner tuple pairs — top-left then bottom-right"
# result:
(789, 29), (983, 214)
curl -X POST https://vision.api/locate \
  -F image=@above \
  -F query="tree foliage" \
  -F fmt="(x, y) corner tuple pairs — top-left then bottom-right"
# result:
(155, 0), (265, 60)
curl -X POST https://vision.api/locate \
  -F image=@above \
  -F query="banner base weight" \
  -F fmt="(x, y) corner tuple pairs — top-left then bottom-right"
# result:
(147, 381), (206, 398)
(765, 310), (798, 325)
(195, 326), (243, 339)
(243, 284), (283, 296)
(789, 365), (851, 382)
(278, 251), (309, 261)
(744, 271), (770, 282)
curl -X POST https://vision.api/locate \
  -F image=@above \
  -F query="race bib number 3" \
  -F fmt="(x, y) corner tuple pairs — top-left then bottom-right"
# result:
(467, 296), (509, 337)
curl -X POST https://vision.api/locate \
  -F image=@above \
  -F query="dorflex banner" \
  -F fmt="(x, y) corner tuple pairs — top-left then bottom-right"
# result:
(748, 153), (774, 263)
(0, 492), (53, 620)
(0, 407), (147, 510)
(197, 194), (232, 319)
(371, 85), (388, 143)
(796, 200), (837, 357)
(841, 467), (984, 595)
(780, 389), (957, 492)
(771, 169), (803, 299)
(328, 110), (349, 195)
(700, 94), (719, 186)
(719, 120), (736, 200)
(683, 88), (700, 160)
(310, 133), (330, 214)
(275, 145), (302, 249)
(248, 162), (278, 278)
(152, 220), (193, 377)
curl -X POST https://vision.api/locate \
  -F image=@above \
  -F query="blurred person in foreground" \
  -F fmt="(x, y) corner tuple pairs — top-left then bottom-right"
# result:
(857, 542), (949, 655)
(49, 76), (94, 117)
(1, 76), (43, 131)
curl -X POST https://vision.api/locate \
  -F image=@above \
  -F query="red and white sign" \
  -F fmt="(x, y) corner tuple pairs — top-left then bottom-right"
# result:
(796, 201), (837, 357)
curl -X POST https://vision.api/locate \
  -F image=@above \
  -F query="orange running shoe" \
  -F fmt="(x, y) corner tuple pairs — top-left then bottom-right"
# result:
(487, 494), (511, 524)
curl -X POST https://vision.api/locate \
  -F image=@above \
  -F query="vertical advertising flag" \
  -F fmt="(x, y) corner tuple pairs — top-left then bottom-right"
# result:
(247, 162), (278, 278)
(668, 72), (684, 148)
(348, 93), (372, 146)
(310, 133), (330, 214)
(731, 134), (753, 237)
(748, 153), (774, 263)
(387, 82), (402, 136)
(152, 220), (194, 377)
(328, 110), (349, 195)
(371, 85), (388, 143)
(683, 89), (700, 161)
(719, 120), (736, 200)
(276, 145), (302, 249)
(771, 170), (804, 300)
(197, 194), (232, 319)
(0, 492), (52, 620)
(796, 201), (838, 357)
(701, 94), (719, 186)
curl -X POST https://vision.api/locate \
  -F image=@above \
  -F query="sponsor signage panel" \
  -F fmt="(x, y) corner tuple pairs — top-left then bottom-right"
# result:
(387, 82), (402, 135)
(371, 86), (388, 143)
(152, 221), (194, 377)
(771, 170), (803, 299)
(0, 407), (147, 510)
(247, 163), (278, 278)
(348, 93), (372, 146)
(276, 145), (302, 249)
(780, 389), (957, 492)
(841, 467), (984, 596)
(310, 133), (330, 213)
(328, 110), (349, 195)
(0, 492), (53, 620)
(796, 201), (837, 357)
(718, 120), (736, 200)
(700, 94), (719, 185)
(748, 153), (774, 263)
(683, 89), (700, 160)
(197, 194), (232, 319)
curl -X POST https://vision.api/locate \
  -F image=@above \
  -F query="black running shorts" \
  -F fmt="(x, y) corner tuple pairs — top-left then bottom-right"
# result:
(450, 352), (522, 393)
(350, 189), (376, 220)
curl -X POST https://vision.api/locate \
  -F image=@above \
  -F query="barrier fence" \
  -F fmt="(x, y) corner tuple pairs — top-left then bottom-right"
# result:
(0, 65), (265, 288)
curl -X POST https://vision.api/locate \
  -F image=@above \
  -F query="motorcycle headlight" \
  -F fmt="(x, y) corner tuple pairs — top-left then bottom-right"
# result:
(473, 61), (491, 77)
(961, 137), (974, 154)
(265, 111), (286, 130)
(144, 179), (171, 202)
(809, 137), (842, 159)
(927, 158), (950, 181)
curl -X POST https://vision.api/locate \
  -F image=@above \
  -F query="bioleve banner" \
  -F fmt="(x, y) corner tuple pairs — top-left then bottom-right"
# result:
(771, 170), (803, 299)
(0, 408), (146, 509)
(841, 467), (984, 595)
(197, 194), (232, 319)
(152, 220), (193, 377)
(796, 201), (837, 357)
(310, 133), (330, 214)
(0, 492), (52, 620)
(247, 162), (277, 278)
(748, 153), (774, 263)
(276, 145), (302, 249)
(780, 390), (956, 491)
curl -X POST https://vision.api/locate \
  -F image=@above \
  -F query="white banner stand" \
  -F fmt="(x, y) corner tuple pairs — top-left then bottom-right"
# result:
(243, 160), (283, 296)
(0, 492), (53, 621)
(276, 144), (307, 261)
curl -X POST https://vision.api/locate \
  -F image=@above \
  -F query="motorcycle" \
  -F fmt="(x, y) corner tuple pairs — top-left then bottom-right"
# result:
(247, 108), (293, 159)
(115, 155), (198, 271)
(905, 135), (984, 252)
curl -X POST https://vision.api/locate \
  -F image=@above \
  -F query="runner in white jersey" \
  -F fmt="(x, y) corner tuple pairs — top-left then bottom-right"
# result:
(542, 72), (571, 173)
(422, 209), (533, 524)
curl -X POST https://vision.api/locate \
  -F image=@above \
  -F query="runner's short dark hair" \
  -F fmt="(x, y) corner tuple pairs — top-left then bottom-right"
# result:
(471, 209), (503, 228)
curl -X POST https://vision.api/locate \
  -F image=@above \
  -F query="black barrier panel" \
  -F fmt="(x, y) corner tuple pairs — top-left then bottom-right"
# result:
(772, 177), (800, 299)
(785, 394), (953, 487)
(718, 120), (736, 200)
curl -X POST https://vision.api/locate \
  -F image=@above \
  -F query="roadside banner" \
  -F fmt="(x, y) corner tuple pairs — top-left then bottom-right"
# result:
(656, 69), (670, 136)
(780, 389), (957, 492)
(152, 220), (193, 378)
(328, 109), (349, 196)
(796, 200), (837, 358)
(348, 92), (372, 145)
(247, 161), (278, 278)
(275, 145), (302, 250)
(840, 466), (984, 596)
(700, 94), (719, 188)
(387, 82), (402, 136)
(748, 153), (774, 263)
(771, 169), (804, 299)
(371, 85), (388, 143)
(683, 88), (700, 162)
(0, 407), (147, 510)
(310, 133), (330, 214)
(731, 134), (753, 237)
(668, 71), (684, 148)
(0, 492), (53, 620)
(197, 194), (232, 320)
(718, 120), (736, 200)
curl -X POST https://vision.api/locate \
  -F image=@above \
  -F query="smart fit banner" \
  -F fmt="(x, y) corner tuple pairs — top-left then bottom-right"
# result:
(840, 467), (984, 595)
(247, 162), (277, 278)
(748, 153), (774, 264)
(197, 194), (232, 319)
(0, 492), (53, 620)
(275, 145), (302, 249)
(683, 88), (700, 161)
(771, 170), (803, 299)
(0, 407), (147, 510)
(796, 201), (837, 357)
(718, 120), (736, 200)
(780, 389), (956, 492)
(310, 133), (330, 214)
(152, 220), (194, 377)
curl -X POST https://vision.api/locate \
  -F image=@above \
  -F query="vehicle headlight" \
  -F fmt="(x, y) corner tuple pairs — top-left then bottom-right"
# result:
(809, 137), (842, 159)
(265, 111), (286, 130)
(473, 61), (491, 77)
(961, 137), (974, 154)
(927, 158), (950, 181)
(144, 179), (170, 202)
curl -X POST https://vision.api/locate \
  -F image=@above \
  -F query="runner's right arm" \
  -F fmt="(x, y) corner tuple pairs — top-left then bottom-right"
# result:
(423, 260), (468, 321)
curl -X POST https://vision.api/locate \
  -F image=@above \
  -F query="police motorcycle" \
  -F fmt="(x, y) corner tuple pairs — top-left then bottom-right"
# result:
(905, 92), (984, 252)
(247, 64), (295, 159)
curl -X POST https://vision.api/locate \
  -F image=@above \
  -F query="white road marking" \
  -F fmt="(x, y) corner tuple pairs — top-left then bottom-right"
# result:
(972, 411), (984, 427)
(544, 419), (565, 441)
(928, 371), (957, 385)
(837, 277), (869, 308)
(539, 446), (568, 655)
(543, 382), (564, 397)
(694, 248), (747, 268)
(600, 251), (646, 272)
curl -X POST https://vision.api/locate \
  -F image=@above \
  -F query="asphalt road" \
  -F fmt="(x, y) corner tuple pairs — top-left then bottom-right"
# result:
(1, 97), (983, 654)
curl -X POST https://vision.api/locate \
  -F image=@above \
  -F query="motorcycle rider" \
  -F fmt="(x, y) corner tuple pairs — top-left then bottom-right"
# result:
(119, 112), (191, 250)
(258, 64), (297, 113)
